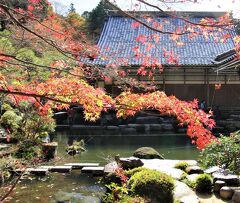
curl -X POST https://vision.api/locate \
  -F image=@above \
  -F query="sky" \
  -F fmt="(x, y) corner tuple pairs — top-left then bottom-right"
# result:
(49, 0), (240, 17)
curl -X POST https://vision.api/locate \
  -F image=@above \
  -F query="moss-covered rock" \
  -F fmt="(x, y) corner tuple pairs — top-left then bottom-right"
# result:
(174, 161), (189, 171)
(129, 168), (175, 203)
(195, 173), (213, 193)
(124, 167), (148, 178)
(133, 147), (164, 159)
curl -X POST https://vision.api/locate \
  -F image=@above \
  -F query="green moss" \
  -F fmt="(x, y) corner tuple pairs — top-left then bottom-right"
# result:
(195, 174), (213, 193)
(124, 167), (148, 178)
(174, 161), (189, 171)
(129, 169), (175, 203)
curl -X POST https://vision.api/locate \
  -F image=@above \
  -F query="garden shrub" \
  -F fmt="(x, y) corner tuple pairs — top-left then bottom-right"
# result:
(195, 174), (213, 193)
(174, 161), (189, 171)
(198, 132), (240, 174)
(0, 156), (18, 184)
(129, 169), (175, 203)
(102, 182), (129, 203)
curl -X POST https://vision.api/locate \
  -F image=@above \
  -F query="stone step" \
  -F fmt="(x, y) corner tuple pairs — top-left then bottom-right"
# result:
(64, 163), (100, 169)
(81, 167), (104, 176)
(40, 165), (72, 173)
(15, 168), (49, 176)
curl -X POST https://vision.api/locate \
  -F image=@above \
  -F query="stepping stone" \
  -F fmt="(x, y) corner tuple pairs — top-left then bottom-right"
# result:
(204, 166), (221, 174)
(214, 180), (226, 193)
(40, 166), (72, 173)
(220, 186), (234, 200)
(232, 190), (240, 203)
(174, 181), (200, 203)
(64, 163), (99, 169)
(81, 167), (104, 176)
(213, 173), (240, 186)
(15, 168), (48, 176)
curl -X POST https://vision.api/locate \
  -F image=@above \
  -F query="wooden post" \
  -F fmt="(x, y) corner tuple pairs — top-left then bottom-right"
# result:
(206, 69), (210, 107)
(163, 69), (166, 91)
(184, 68), (186, 85)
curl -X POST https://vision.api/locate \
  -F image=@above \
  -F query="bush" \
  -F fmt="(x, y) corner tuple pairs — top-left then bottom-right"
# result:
(198, 132), (240, 174)
(129, 169), (175, 203)
(174, 161), (189, 171)
(102, 182), (129, 203)
(195, 174), (213, 193)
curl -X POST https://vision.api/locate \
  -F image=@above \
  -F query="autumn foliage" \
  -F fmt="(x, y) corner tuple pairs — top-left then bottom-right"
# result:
(0, 0), (228, 149)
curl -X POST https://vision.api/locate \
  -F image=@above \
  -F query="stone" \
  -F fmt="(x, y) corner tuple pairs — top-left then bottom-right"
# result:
(64, 163), (99, 169)
(220, 186), (234, 200)
(155, 167), (184, 180)
(81, 167), (104, 176)
(213, 173), (240, 186)
(214, 180), (226, 193)
(119, 157), (143, 169)
(106, 126), (119, 130)
(162, 124), (174, 131)
(174, 181), (200, 203)
(42, 142), (58, 160)
(15, 168), (49, 176)
(133, 147), (164, 159)
(40, 166), (72, 173)
(121, 128), (136, 134)
(54, 191), (101, 203)
(141, 159), (185, 180)
(149, 124), (162, 131)
(187, 174), (199, 183)
(204, 166), (221, 174)
(104, 161), (118, 174)
(186, 166), (204, 175)
(232, 190), (240, 203)
(141, 159), (198, 168)
(136, 116), (160, 124)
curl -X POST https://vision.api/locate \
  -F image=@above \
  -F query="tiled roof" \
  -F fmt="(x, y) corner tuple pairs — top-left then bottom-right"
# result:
(90, 15), (236, 66)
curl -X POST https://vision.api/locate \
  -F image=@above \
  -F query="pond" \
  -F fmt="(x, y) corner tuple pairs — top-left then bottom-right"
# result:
(7, 131), (199, 203)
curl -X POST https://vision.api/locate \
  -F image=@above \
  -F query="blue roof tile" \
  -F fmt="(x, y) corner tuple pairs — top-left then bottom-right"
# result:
(90, 16), (236, 66)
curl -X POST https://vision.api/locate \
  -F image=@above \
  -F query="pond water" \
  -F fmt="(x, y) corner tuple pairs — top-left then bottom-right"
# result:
(7, 131), (199, 203)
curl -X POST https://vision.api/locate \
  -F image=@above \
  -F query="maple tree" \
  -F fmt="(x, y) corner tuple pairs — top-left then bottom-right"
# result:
(2, 0), (239, 150)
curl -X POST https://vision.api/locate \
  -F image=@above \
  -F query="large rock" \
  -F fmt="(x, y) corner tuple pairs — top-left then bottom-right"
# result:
(213, 173), (240, 186)
(141, 160), (185, 180)
(186, 166), (204, 175)
(133, 147), (164, 159)
(232, 190), (240, 203)
(174, 181), (200, 203)
(214, 180), (226, 193)
(119, 157), (143, 169)
(220, 186), (234, 200)
(104, 161), (118, 174)
(187, 174), (199, 183)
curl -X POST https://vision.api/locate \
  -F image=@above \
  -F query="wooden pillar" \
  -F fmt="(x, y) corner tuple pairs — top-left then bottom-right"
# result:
(163, 69), (166, 91)
(206, 69), (210, 107)
(183, 68), (186, 85)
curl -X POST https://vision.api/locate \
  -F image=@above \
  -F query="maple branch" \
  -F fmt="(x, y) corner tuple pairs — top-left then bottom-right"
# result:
(0, 4), (77, 60)
(138, 0), (234, 29)
(0, 53), (83, 78)
(105, 0), (190, 35)
(0, 89), (72, 105)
